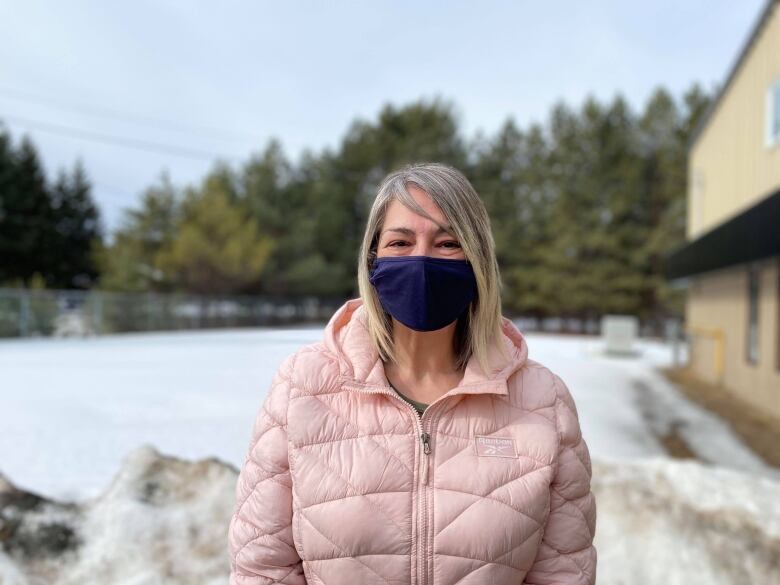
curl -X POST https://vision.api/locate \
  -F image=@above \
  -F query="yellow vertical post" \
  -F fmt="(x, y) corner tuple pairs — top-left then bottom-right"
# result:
(688, 326), (725, 385)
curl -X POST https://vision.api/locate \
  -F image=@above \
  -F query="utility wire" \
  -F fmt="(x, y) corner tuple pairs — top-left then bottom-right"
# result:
(2, 114), (243, 162)
(0, 86), (262, 143)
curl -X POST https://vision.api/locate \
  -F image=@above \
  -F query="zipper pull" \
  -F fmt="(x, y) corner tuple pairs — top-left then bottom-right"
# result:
(421, 432), (431, 454)
(421, 432), (431, 484)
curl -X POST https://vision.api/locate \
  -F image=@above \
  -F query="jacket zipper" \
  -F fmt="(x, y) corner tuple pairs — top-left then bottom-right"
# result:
(420, 429), (431, 585)
(389, 392), (431, 585)
(344, 382), (439, 585)
(343, 376), (507, 583)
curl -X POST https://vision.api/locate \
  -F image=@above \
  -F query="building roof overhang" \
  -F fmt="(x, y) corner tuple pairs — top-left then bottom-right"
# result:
(665, 188), (780, 281)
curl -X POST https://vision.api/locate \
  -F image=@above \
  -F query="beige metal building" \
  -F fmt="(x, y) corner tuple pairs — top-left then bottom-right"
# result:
(667, 0), (780, 417)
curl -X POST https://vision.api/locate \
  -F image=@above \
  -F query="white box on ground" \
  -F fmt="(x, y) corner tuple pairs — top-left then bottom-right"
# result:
(602, 314), (638, 355)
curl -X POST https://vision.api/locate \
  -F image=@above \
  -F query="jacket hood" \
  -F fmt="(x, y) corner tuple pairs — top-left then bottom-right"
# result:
(323, 297), (529, 396)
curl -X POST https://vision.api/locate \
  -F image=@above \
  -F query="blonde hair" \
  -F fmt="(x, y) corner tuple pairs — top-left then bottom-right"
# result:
(356, 161), (510, 376)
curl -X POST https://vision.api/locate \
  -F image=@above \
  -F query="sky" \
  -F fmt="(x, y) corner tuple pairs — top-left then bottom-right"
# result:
(0, 0), (768, 235)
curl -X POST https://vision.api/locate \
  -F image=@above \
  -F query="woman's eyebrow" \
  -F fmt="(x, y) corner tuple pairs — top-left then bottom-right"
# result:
(382, 225), (452, 236)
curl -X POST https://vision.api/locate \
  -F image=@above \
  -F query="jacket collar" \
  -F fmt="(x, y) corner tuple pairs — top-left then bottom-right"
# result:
(323, 298), (529, 398)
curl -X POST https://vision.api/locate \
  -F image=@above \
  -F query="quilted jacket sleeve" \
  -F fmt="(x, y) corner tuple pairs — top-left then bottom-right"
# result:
(524, 372), (597, 585)
(227, 353), (306, 585)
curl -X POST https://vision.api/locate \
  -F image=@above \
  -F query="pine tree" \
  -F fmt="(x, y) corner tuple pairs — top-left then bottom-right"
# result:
(468, 118), (555, 316)
(536, 99), (593, 322)
(0, 135), (56, 286)
(241, 139), (319, 295)
(49, 160), (103, 288)
(156, 171), (274, 295)
(0, 128), (16, 284)
(97, 173), (179, 292)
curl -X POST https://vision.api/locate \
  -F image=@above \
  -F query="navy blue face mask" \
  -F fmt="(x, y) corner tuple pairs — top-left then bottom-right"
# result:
(368, 255), (477, 332)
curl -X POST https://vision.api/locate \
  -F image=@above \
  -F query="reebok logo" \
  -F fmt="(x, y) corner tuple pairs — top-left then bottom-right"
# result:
(474, 435), (517, 458)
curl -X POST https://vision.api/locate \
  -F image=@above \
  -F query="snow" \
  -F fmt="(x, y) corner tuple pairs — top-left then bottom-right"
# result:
(1, 324), (776, 502)
(593, 457), (780, 584)
(0, 445), (235, 585)
(520, 332), (777, 477)
(0, 327), (321, 502)
(2, 322), (779, 584)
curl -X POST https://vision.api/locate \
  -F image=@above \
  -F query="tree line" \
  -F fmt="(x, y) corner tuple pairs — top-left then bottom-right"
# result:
(0, 83), (710, 327)
(0, 129), (102, 289)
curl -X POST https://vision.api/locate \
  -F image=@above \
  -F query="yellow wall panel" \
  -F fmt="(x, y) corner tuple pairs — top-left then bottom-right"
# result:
(689, 5), (780, 238)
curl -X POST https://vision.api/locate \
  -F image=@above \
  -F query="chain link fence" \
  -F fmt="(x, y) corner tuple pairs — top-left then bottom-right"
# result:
(0, 287), (684, 344)
(0, 287), (347, 338)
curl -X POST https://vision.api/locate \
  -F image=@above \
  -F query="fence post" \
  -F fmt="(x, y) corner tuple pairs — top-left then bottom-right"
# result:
(92, 292), (104, 335)
(19, 289), (30, 338)
(671, 318), (680, 367)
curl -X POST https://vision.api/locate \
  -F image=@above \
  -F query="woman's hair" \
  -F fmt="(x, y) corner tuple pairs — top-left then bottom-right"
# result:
(357, 161), (511, 376)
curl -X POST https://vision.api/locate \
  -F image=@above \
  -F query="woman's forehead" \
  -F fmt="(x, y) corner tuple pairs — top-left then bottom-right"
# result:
(382, 197), (449, 231)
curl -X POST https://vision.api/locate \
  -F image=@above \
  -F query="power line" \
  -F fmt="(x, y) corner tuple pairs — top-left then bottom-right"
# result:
(0, 86), (263, 144)
(2, 114), (243, 162)
(93, 181), (141, 201)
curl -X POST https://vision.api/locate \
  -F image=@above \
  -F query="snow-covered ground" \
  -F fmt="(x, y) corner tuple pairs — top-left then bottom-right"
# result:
(0, 324), (775, 501)
(2, 323), (779, 584)
(1, 326), (319, 502)
(528, 332), (775, 477)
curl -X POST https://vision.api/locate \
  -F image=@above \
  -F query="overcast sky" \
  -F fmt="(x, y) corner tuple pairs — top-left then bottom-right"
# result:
(0, 0), (768, 235)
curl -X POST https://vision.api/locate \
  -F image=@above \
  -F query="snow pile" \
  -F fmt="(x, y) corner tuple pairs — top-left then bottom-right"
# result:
(0, 445), (237, 585)
(2, 446), (779, 585)
(593, 456), (780, 585)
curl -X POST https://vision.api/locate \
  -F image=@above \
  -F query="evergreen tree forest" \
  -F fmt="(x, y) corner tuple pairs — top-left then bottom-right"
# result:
(1, 83), (711, 329)
(0, 126), (103, 289)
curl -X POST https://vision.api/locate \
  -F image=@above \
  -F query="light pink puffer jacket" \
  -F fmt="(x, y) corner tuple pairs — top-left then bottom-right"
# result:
(228, 297), (597, 585)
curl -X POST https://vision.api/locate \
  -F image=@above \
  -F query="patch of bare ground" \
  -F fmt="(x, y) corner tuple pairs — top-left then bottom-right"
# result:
(661, 365), (780, 469)
(658, 420), (698, 460)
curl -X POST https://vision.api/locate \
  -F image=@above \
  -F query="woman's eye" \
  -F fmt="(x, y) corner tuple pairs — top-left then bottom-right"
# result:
(439, 241), (461, 248)
(388, 241), (408, 247)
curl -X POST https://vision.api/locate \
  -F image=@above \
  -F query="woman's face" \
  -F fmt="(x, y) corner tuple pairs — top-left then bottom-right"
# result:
(376, 185), (466, 260)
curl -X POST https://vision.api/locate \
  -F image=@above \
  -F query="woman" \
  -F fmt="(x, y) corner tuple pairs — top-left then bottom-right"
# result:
(227, 162), (597, 585)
